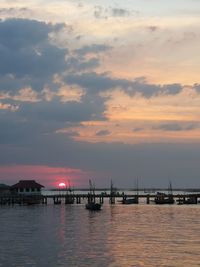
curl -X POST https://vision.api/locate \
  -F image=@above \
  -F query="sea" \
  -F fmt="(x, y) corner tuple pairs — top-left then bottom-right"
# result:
(0, 192), (200, 267)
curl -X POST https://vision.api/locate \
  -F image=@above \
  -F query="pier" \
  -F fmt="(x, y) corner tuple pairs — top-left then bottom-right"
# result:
(1, 192), (200, 206)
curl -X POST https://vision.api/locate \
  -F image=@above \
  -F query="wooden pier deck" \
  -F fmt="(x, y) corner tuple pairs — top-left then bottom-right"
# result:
(1, 192), (200, 205)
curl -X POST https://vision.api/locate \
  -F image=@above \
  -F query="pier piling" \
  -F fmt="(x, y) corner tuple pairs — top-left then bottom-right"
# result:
(146, 195), (150, 204)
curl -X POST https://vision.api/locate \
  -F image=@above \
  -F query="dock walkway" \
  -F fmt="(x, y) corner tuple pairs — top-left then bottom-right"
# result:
(1, 192), (200, 205)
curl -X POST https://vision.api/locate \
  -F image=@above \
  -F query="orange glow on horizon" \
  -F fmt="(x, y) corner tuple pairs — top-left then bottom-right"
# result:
(0, 165), (92, 188)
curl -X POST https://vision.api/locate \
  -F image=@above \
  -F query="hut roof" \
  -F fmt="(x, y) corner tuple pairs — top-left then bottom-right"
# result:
(0, 184), (10, 189)
(11, 180), (44, 189)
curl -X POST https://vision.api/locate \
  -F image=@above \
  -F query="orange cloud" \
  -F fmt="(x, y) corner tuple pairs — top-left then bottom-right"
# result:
(57, 86), (200, 144)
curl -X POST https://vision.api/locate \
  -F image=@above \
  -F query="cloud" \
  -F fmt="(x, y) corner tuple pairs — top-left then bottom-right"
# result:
(0, 102), (18, 111)
(0, 7), (32, 18)
(0, 95), (106, 148)
(75, 44), (112, 56)
(132, 127), (143, 132)
(65, 72), (130, 94)
(126, 81), (182, 98)
(185, 124), (199, 130)
(147, 26), (159, 32)
(17, 95), (106, 123)
(94, 6), (137, 19)
(0, 15), (200, 188)
(162, 84), (182, 95)
(96, 130), (110, 136)
(0, 18), (186, 101)
(65, 57), (100, 72)
(65, 72), (183, 97)
(155, 123), (182, 131)
(94, 6), (107, 19)
(111, 8), (131, 17)
(0, 18), (114, 97)
(0, 18), (109, 123)
(64, 44), (112, 72)
(154, 122), (200, 132)
(1, 131), (200, 187)
(0, 18), (67, 92)
(57, 85), (84, 103)
(194, 84), (200, 93)
(0, 87), (40, 102)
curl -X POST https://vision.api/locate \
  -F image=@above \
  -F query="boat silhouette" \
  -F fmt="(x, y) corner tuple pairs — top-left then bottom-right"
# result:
(85, 179), (102, 211)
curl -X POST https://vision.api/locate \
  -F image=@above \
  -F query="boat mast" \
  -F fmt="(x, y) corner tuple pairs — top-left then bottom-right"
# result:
(169, 181), (173, 195)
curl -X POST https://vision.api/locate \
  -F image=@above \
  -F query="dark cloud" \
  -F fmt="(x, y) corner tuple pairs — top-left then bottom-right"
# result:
(75, 44), (112, 56)
(65, 72), (130, 94)
(162, 84), (182, 95)
(94, 6), (138, 19)
(185, 124), (199, 130)
(94, 6), (107, 19)
(132, 127), (143, 132)
(147, 26), (159, 32)
(17, 94), (106, 122)
(0, 7), (31, 17)
(194, 83), (200, 93)
(0, 18), (68, 96)
(0, 18), (50, 50)
(155, 123), (183, 131)
(65, 57), (100, 72)
(126, 81), (182, 98)
(154, 122), (199, 132)
(0, 19), (67, 78)
(75, 35), (82, 40)
(0, 19), (112, 96)
(0, 74), (28, 92)
(0, 94), (107, 150)
(1, 129), (200, 187)
(65, 72), (183, 97)
(96, 130), (110, 136)
(0, 18), (185, 100)
(111, 8), (130, 17)
(0, 108), (62, 145)
(0, 19), (109, 145)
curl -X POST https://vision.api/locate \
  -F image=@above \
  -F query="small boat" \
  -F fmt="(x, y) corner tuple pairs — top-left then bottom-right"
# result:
(154, 194), (174, 204)
(65, 180), (75, 204)
(122, 178), (139, 205)
(154, 182), (174, 205)
(154, 192), (174, 204)
(122, 197), (138, 205)
(86, 179), (102, 211)
(177, 196), (197, 205)
(85, 202), (101, 211)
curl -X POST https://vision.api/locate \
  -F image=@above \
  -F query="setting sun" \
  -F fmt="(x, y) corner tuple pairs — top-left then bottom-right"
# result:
(58, 182), (66, 188)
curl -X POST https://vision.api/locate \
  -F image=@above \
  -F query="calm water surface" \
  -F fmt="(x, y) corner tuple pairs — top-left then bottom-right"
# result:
(0, 204), (200, 267)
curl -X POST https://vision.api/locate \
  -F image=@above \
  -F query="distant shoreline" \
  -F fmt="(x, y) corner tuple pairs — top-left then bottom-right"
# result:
(49, 188), (200, 192)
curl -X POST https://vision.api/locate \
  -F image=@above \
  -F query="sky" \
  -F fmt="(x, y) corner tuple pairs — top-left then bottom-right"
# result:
(0, 0), (200, 188)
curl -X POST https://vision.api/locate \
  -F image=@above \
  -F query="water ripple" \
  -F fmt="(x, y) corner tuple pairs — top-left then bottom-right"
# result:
(0, 204), (200, 266)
